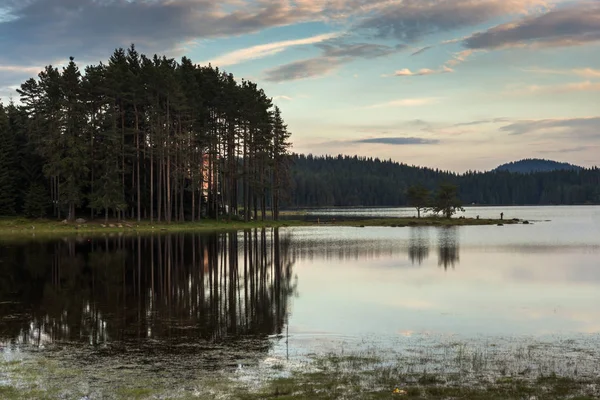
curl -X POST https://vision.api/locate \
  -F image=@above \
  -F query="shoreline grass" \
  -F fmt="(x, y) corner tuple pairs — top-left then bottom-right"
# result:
(1, 345), (597, 400)
(0, 216), (521, 237)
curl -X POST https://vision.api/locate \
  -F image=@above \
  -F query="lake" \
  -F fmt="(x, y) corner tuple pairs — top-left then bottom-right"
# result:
(1, 206), (600, 398)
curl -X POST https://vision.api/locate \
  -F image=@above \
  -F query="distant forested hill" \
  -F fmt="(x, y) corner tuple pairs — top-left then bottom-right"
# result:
(285, 154), (600, 207)
(495, 158), (582, 173)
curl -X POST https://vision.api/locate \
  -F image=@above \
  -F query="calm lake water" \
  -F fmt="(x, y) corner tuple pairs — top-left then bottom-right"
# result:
(1, 206), (600, 396)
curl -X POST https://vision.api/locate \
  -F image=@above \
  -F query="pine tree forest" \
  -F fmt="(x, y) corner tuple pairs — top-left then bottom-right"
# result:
(287, 154), (600, 207)
(0, 45), (292, 222)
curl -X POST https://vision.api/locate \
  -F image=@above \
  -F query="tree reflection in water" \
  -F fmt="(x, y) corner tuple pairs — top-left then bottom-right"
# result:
(408, 227), (430, 265)
(437, 227), (460, 270)
(0, 229), (296, 352)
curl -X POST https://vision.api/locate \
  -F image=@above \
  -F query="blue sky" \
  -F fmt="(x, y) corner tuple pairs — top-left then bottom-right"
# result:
(1, 0), (599, 172)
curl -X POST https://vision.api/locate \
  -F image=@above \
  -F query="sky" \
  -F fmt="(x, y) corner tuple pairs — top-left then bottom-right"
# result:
(1, 0), (599, 172)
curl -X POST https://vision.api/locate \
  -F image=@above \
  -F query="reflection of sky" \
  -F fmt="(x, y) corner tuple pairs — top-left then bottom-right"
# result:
(285, 207), (600, 338)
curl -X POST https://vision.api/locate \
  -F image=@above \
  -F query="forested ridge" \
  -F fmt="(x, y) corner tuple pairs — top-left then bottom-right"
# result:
(286, 154), (600, 207)
(495, 158), (582, 173)
(0, 45), (291, 222)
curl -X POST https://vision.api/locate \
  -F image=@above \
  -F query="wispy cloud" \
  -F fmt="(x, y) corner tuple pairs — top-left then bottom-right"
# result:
(446, 49), (479, 67)
(391, 66), (453, 77)
(199, 32), (340, 67)
(463, 2), (600, 50)
(500, 117), (600, 138)
(453, 118), (512, 127)
(264, 57), (341, 82)
(365, 98), (441, 108)
(411, 46), (433, 56)
(522, 67), (600, 78)
(273, 95), (293, 101)
(0, 0), (323, 65)
(263, 40), (405, 82)
(354, 137), (440, 145)
(0, 64), (51, 89)
(508, 81), (600, 95)
(0, 64), (44, 74)
(539, 145), (598, 154)
(356, 0), (548, 42)
(317, 42), (406, 58)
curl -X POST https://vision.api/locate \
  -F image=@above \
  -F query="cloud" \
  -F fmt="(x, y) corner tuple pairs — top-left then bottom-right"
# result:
(264, 57), (341, 82)
(354, 137), (440, 145)
(508, 81), (600, 95)
(411, 46), (433, 56)
(392, 66), (453, 77)
(366, 98), (441, 108)
(0, 0), (553, 70)
(264, 40), (405, 82)
(0, 64), (49, 91)
(522, 67), (600, 78)
(0, 85), (19, 102)
(0, 0), (321, 66)
(463, 2), (600, 50)
(453, 118), (512, 127)
(273, 95), (293, 101)
(500, 117), (600, 138)
(356, 0), (548, 42)
(446, 49), (479, 67)
(0, 64), (44, 74)
(538, 145), (598, 154)
(317, 42), (406, 58)
(199, 32), (340, 67)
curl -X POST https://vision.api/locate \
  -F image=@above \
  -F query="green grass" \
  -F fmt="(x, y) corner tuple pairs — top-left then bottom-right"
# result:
(1, 348), (597, 400)
(0, 216), (519, 237)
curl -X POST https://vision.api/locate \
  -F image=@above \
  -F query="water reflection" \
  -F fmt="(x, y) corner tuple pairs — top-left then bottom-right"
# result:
(408, 228), (430, 265)
(286, 227), (462, 269)
(407, 227), (460, 268)
(0, 229), (296, 350)
(437, 227), (460, 270)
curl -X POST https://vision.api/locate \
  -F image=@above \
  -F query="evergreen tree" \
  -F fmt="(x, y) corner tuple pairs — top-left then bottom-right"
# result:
(406, 185), (430, 218)
(271, 106), (292, 220)
(59, 57), (90, 220)
(0, 103), (16, 215)
(24, 183), (48, 218)
(11, 45), (294, 221)
(430, 184), (464, 219)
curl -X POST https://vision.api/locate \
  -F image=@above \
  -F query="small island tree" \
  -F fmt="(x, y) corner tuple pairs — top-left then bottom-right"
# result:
(432, 184), (464, 219)
(406, 185), (430, 218)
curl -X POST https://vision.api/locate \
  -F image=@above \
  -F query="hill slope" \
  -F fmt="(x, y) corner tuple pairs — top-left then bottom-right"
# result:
(495, 158), (582, 173)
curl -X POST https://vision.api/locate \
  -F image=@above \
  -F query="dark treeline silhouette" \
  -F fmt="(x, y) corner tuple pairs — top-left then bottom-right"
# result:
(0, 229), (296, 349)
(0, 44), (291, 222)
(286, 154), (600, 207)
(495, 158), (582, 173)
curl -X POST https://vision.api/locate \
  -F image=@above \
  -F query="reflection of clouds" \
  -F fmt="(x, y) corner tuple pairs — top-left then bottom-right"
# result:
(471, 245), (600, 254)
(515, 307), (600, 334)
(507, 257), (600, 283)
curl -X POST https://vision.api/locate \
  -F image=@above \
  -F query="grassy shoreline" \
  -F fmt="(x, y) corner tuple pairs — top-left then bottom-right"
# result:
(0, 216), (521, 236)
(1, 346), (597, 400)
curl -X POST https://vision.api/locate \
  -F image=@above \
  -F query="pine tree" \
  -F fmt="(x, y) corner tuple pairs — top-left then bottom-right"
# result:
(407, 185), (430, 218)
(0, 103), (16, 215)
(271, 106), (291, 220)
(60, 57), (90, 220)
(11, 45), (295, 220)
(24, 183), (48, 218)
